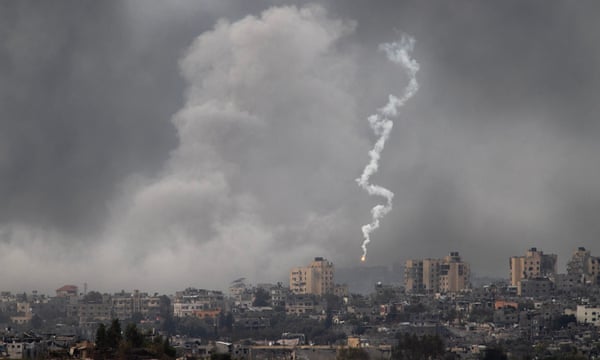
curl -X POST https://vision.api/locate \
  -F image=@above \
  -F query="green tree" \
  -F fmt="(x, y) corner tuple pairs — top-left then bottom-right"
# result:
(124, 323), (145, 348)
(95, 323), (108, 350)
(107, 319), (123, 349)
(163, 337), (176, 358)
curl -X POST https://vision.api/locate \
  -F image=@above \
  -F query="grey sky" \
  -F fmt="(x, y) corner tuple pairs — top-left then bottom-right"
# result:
(1, 0), (599, 293)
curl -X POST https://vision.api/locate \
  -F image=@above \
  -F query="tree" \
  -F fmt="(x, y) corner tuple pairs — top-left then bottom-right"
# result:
(95, 323), (108, 350)
(124, 323), (145, 348)
(163, 337), (176, 358)
(107, 319), (123, 349)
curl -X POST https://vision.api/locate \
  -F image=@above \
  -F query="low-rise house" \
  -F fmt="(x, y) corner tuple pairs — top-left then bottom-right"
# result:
(285, 295), (323, 315)
(173, 288), (224, 318)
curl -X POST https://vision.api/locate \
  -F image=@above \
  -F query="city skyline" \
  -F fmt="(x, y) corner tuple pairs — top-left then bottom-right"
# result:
(0, 245), (596, 296)
(2, 1), (600, 293)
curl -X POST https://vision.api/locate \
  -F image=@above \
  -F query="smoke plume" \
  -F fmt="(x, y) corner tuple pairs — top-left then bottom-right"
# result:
(356, 35), (419, 261)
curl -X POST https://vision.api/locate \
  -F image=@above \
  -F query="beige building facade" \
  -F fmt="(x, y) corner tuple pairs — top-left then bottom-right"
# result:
(404, 259), (424, 292)
(289, 257), (334, 295)
(405, 252), (470, 293)
(439, 252), (470, 293)
(509, 247), (557, 287)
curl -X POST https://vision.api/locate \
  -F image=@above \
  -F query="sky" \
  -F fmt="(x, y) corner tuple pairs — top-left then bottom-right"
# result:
(1, 1), (600, 294)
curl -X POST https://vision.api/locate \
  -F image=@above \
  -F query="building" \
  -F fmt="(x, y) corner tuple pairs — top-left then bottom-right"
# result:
(509, 247), (557, 287)
(567, 247), (600, 286)
(404, 259), (424, 293)
(576, 305), (600, 326)
(111, 290), (162, 321)
(334, 284), (349, 297)
(518, 277), (554, 297)
(56, 285), (78, 298)
(439, 252), (471, 293)
(173, 288), (224, 318)
(78, 301), (112, 323)
(289, 257), (334, 295)
(285, 294), (323, 315)
(405, 252), (470, 293)
(553, 273), (582, 292)
(55, 285), (79, 319)
(422, 258), (443, 292)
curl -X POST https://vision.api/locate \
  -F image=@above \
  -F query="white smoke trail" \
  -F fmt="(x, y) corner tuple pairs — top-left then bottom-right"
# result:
(356, 35), (420, 262)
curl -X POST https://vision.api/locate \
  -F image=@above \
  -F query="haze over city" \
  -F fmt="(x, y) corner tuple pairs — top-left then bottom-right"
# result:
(1, 1), (600, 294)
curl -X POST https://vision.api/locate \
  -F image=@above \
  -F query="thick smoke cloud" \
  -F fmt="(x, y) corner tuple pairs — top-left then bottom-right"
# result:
(1, 4), (371, 292)
(2, 1), (600, 293)
(102, 4), (369, 290)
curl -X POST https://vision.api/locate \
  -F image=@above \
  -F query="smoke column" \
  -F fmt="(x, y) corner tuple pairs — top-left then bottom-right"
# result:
(356, 35), (420, 262)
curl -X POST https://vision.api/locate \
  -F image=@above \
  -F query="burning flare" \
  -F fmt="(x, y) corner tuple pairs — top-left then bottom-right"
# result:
(356, 35), (420, 262)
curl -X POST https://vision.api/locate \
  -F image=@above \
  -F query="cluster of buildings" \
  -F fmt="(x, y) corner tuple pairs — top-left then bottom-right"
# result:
(401, 247), (600, 299)
(2, 248), (600, 359)
(507, 247), (600, 298)
(404, 252), (471, 293)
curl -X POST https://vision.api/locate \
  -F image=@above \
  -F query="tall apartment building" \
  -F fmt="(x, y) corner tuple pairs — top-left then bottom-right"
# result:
(439, 252), (471, 292)
(509, 247), (557, 287)
(567, 247), (600, 286)
(404, 259), (424, 292)
(289, 257), (334, 295)
(405, 252), (470, 293)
